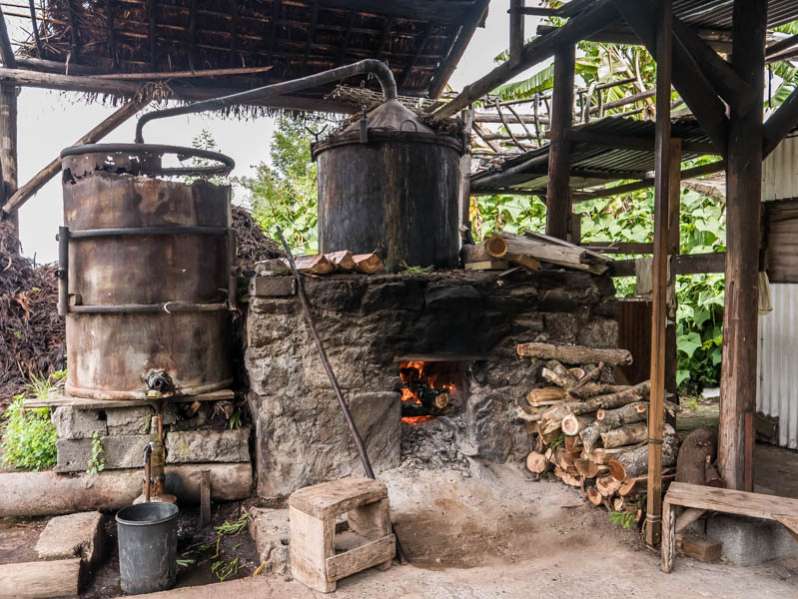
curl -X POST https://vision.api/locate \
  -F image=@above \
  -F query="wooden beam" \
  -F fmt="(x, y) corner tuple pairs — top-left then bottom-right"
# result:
(719, 0), (767, 493)
(510, 0), (525, 67)
(430, 0), (489, 98)
(671, 17), (753, 110)
(27, 0), (45, 58)
(0, 6), (15, 69)
(536, 24), (734, 52)
(613, 252), (726, 277)
(566, 128), (717, 154)
(611, 0), (729, 155)
(432, 0), (619, 119)
(91, 65), (274, 80)
(666, 140), (682, 399)
(316, 0), (477, 24)
(2, 93), (151, 215)
(646, 0), (674, 549)
(546, 45), (575, 240)
(763, 85), (798, 157)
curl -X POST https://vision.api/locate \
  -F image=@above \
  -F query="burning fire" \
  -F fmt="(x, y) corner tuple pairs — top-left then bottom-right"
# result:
(399, 360), (457, 425)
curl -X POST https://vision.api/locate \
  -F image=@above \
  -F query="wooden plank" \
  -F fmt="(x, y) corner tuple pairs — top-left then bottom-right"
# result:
(645, 0), (674, 548)
(719, 0), (767, 493)
(24, 389), (235, 409)
(432, 0), (619, 119)
(325, 534), (395, 580)
(200, 470), (212, 527)
(289, 478), (387, 519)
(545, 45), (575, 240)
(666, 482), (798, 520)
(0, 558), (81, 598)
(516, 341), (633, 366)
(91, 65), (274, 80)
(661, 499), (675, 573)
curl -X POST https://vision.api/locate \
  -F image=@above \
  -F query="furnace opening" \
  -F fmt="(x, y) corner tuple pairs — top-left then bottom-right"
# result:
(398, 359), (466, 424)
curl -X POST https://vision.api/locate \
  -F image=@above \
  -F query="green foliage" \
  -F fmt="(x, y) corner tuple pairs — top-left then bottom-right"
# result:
(609, 510), (637, 529)
(215, 514), (250, 536)
(1, 395), (57, 471)
(240, 117), (320, 254)
(87, 431), (106, 475)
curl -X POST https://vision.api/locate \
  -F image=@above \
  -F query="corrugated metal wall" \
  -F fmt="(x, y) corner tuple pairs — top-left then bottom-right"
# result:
(758, 137), (798, 448)
(757, 284), (798, 449)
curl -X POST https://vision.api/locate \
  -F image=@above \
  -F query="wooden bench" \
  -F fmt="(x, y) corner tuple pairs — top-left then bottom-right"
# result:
(662, 482), (798, 572)
(289, 478), (395, 593)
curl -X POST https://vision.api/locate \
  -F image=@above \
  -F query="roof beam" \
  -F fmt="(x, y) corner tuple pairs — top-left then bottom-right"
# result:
(610, 0), (729, 155)
(0, 6), (16, 68)
(763, 85), (798, 157)
(314, 0), (477, 25)
(433, 0), (619, 119)
(566, 128), (718, 155)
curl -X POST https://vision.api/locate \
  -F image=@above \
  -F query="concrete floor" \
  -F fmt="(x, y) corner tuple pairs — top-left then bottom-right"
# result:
(132, 461), (798, 599)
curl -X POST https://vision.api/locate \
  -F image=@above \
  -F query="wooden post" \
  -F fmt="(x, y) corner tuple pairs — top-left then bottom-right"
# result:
(0, 7), (17, 239)
(510, 0), (525, 67)
(646, 0), (674, 548)
(458, 107), (475, 244)
(545, 45), (575, 240)
(666, 143), (682, 398)
(719, 0), (767, 492)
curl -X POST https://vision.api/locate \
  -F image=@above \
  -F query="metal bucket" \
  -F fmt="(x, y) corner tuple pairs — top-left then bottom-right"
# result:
(116, 502), (179, 595)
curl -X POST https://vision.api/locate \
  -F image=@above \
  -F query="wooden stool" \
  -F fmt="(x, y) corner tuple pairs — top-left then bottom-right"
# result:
(289, 478), (396, 593)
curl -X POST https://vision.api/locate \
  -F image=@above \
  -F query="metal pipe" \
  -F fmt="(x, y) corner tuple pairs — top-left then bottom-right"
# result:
(135, 60), (398, 143)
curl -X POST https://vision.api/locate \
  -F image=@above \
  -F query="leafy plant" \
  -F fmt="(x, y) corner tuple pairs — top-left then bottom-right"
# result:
(609, 510), (637, 529)
(215, 514), (250, 536)
(211, 556), (241, 582)
(87, 431), (105, 475)
(26, 373), (58, 402)
(1, 395), (57, 471)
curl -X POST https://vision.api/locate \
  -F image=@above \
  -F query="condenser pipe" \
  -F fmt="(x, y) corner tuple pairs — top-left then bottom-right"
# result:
(135, 59), (398, 143)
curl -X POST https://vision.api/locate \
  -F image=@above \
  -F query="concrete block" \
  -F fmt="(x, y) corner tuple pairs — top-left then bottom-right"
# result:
(250, 276), (296, 298)
(247, 507), (290, 576)
(35, 511), (105, 565)
(51, 406), (106, 440)
(166, 428), (250, 464)
(106, 406), (154, 435)
(56, 435), (150, 473)
(707, 515), (798, 566)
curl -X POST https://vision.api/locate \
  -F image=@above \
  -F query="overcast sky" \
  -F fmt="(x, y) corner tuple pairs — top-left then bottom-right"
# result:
(13, 4), (539, 262)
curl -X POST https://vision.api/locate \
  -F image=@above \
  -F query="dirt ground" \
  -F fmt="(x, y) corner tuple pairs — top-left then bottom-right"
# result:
(136, 461), (798, 599)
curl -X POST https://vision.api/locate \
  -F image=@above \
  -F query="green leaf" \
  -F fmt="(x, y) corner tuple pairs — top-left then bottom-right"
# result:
(678, 332), (703, 359)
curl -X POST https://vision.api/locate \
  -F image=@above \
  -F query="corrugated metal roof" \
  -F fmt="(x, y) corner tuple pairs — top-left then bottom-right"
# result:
(471, 116), (715, 193)
(763, 135), (798, 202)
(758, 283), (798, 450)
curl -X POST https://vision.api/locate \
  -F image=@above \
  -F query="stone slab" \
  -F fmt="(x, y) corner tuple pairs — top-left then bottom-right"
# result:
(107, 406), (154, 435)
(707, 514), (798, 566)
(35, 511), (105, 565)
(165, 428), (250, 464)
(251, 276), (296, 298)
(56, 435), (150, 473)
(247, 507), (290, 576)
(51, 406), (107, 440)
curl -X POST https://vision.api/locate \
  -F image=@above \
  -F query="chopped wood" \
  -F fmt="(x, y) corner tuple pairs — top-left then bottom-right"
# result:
(527, 387), (566, 406)
(578, 422), (603, 454)
(541, 360), (580, 388)
(517, 342), (633, 366)
(612, 496), (626, 512)
(619, 471), (677, 497)
(353, 253), (385, 274)
(569, 383), (630, 399)
(526, 451), (550, 474)
(561, 413), (593, 436)
(570, 362), (604, 393)
(506, 253), (542, 271)
(0, 558), (81, 598)
(564, 435), (583, 452)
(600, 421), (649, 449)
(461, 243), (491, 263)
(590, 446), (630, 465)
(568, 367), (587, 380)
(574, 458), (604, 479)
(325, 250), (356, 271)
(586, 485), (604, 506)
(596, 475), (622, 497)
(608, 432), (678, 481)
(484, 232), (610, 274)
(554, 466), (582, 487)
(464, 259), (511, 271)
(294, 254), (335, 275)
(541, 381), (650, 432)
(596, 401), (648, 427)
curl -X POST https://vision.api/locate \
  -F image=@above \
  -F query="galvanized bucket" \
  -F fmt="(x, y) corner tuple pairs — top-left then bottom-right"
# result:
(116, 502), (179, 595)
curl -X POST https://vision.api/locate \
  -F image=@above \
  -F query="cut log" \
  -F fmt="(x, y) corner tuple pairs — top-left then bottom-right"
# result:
(596, 475), (622, 497)
(620, 471), (677, 497)
(590, 447), (628, 465)
(541, 360), (579, 388)
(570, 362), (604, 394)
(0, 559), (81, 598)
(506, 253), (542, 271)
(600, 421), (649, 449)
(569, 383), (630, 399)
(484, 232), (609, 274)
(586, 485), (604, 506)
(596, 401), (648, 428)
(562, 414), (594, 436)
(541, 381), (650, 431)
(564, 435), (583, 452)
(461, 243), (491, 263)
(579, 422), (603, 454)
(464, 259), (511, 271)
(527, 387), (566, 406)
(517, 342), (633, 366)
(568, 367), (587, 381)
(676, 427), (717, 485)
(554, 466), (582, 487)
(353, 253), (385, 274)
(574, 458), (603, 479)
(526, 451), (550, 474)
(608, 433), (678, 481)
(325, 250), (356, 271)
(294, 254), (335, 275)
(612, 496), (626, 512)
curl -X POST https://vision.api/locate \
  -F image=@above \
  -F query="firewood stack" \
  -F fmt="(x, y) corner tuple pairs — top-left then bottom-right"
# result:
(516, 342), (680, 522)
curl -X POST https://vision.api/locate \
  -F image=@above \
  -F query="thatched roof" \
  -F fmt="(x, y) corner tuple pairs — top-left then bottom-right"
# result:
(10, 0), (489, 106)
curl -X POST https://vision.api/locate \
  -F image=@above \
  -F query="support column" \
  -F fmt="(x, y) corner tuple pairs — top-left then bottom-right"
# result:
(0, 81), (18, 239)
(509, 0), (525, 67)
(645, 0), (674, 549)
(665, 150), (682, 399)
(719, 0), (767, 492)
(545, 45), (575, 240)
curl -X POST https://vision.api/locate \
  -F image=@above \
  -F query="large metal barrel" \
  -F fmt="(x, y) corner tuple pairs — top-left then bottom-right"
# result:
(60, 144), (235, 400)
(313, 100), (464, 271)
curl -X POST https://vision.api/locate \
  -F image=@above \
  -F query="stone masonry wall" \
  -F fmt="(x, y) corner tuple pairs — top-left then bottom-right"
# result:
(246, 269), (618, 500)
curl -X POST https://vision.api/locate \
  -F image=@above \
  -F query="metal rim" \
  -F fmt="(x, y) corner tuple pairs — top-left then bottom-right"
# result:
(116, 502), (179, 526)
(312, 129), (465, 159)
(61, 143), (235, 177)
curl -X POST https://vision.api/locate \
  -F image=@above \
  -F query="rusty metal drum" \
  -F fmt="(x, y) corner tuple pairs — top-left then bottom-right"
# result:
(59, 144), (235, 400)
(313, 100), (464, 271)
